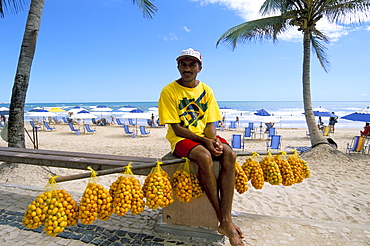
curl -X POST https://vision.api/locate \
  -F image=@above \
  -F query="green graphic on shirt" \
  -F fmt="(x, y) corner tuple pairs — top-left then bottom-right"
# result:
(178, 90), (208, 128)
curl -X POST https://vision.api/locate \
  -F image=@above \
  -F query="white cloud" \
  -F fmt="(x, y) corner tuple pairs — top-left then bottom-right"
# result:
(361, 93), (368, 97)
(158, 33), (179, 41)
(191, 0), (368, 42)
(183, 26), (191, 32)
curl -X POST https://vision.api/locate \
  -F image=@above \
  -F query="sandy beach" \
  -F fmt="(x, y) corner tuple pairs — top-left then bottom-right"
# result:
(0, 123), (369, 245)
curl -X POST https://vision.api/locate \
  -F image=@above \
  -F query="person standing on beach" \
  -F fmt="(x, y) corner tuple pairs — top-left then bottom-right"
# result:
(158, 48), (245, 246)
(329, 112), (338, 133)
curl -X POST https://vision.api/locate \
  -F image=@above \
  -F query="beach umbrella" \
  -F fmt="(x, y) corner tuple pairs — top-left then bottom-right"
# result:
(68, 106), (88, 115)
(118, 105), (137, 112)
(311, 107), (337, 117)
(71, 110), (97, 133)
(29, 106), (43, 112)
(121, 109), (152, 134)
(28, 109), (57, 117)
(0, 107), (9, 116)
(48, 107), (66, 112)
(254, 108), (271, 116)
(341, 106), (370, 123)
(91, 105), (113, 118)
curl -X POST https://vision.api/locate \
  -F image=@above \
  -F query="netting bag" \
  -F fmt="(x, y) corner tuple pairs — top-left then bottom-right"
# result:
(242, 152), (264, 189)
(259, 151), (282, 185)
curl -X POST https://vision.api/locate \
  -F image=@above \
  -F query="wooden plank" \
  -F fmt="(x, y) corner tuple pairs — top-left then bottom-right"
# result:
(0, 147), (155, 163)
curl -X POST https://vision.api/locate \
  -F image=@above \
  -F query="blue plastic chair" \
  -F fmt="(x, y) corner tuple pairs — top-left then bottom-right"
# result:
(267, 127), (276, 138)
(229, 121), (237, 130)
(123, 125), (134, 136)
(43, 121), (55, 131)
(128, 118), (136, 126)
(139, 126), (150, 136)
(68, 123), (80, 133)
(231, 134), (244, 150)
(243, 127), (253, 139)
(30, 121), (41, 130)
(116, 118), (123, 126)
(266, 135), (281, 150)
(248, 122), (254, 129)
(84, 124), (96, 134)
(62, 117), (69, 123)
(91, 118), (98, 125)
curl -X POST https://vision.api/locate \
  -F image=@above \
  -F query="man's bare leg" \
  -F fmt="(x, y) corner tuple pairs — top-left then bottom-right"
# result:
(217, 145), (244, 245)
(189, 145), (244, 246)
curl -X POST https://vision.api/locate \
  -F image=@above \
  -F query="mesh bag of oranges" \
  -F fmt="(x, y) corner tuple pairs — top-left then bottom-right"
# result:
(273, 151), (296, 186)
(79, 167), (113, 224)
(259, 152), (282, 185)
(172, 157), (203, 202)
(143, 161), (174, 209)
(242, 152), (264, 189)
(287, 149), (311, 183)
(22, 175), (69, 237)
(110, 163), (145, 216)
(235, 160), (249, 194)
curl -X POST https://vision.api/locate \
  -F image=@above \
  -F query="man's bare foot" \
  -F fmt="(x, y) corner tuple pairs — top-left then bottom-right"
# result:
(218, 222), (245, 246)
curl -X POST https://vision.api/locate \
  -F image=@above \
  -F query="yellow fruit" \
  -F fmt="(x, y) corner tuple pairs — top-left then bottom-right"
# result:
(79, 183), (99, 225)
(235, 161), (249, 194)
(259, 156), (282, 185)
(243, 158), (264, 189)
(144, 170), (173, 209)
(274, 155), (295, 186)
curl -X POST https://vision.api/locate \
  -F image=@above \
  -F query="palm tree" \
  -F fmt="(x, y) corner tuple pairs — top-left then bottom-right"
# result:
(2, 0), (157, 148)
(217, 0), (370, 150)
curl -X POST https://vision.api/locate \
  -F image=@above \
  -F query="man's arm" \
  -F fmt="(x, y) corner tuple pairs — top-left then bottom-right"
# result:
(171, 123), (222, 156)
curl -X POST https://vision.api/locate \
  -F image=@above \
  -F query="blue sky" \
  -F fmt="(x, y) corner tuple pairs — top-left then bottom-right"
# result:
(0, 0), (369, 103)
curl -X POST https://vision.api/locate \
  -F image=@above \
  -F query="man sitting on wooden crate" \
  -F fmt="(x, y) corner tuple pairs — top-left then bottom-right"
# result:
(158, 48), (244, 246)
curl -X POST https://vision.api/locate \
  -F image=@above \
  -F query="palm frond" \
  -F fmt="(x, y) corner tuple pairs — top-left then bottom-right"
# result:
(131, 0), (157, 19)
(217, 15), (291, 50)
(310, 29), (330, 72)
(0, 0), (29, 18)
(324, 0), (370, 24)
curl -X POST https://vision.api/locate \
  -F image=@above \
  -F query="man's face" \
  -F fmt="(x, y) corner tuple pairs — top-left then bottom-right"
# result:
(177, 57), (202, 83)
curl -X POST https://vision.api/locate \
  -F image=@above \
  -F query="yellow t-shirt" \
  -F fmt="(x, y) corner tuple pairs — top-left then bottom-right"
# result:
(158, 80), (222, 152)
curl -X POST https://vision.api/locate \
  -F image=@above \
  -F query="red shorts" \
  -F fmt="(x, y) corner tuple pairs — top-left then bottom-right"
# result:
(174, 135), (229, 158)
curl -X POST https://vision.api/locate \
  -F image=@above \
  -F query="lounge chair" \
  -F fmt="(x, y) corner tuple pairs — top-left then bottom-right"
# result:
(346, 136), (368, 155)
(91, 118), (98, 125)
(229, 121), (237, 130)
(84, 124), (96, 134)
(266, 135), (281, 150)
(243, 127), (254, 139)
(128, 118), (136, 126)
(322, 126), (331, 136)
(62, 117), (69, 124)
(116, 118), (123, 126)
(43, 121), (56, 131)
(231, 134), (244, 150)
(123, 125), (134, 136)
(68, 123), (80, 134)
(139, 125), (150, 136)
(360, 126), (370, 137)
(156, 119), (165, 127)
(248, 122), (254, 130)
(267, 127), (276, 138)
(29, 121), (41, 131)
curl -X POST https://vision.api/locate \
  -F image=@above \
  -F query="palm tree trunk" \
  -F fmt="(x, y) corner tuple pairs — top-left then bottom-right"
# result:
(302, 31), (326, 147)
(8, 0), (45, 148)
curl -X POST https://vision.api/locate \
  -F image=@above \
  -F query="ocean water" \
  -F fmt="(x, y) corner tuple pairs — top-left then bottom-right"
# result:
(2, 101), (369, 129)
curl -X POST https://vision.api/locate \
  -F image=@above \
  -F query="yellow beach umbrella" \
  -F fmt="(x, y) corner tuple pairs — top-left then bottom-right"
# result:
(48, 107), (66, 112)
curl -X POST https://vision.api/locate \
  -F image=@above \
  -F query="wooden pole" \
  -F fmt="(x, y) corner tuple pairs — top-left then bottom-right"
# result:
(54, 150), (294, 183)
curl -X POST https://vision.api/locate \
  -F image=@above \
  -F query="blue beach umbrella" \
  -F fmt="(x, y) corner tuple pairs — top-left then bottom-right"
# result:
(341, 106), (370, 123)
(254, 108), (271, 116)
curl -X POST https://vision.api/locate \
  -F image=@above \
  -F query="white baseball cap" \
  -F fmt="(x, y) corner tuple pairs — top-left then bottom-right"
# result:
(176, 48), (202, 64)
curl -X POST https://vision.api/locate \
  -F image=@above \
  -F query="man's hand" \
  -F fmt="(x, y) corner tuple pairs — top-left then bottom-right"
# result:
(203, 137), (223, 157)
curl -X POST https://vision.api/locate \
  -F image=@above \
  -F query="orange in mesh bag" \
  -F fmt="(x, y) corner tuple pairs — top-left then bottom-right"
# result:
(143, 160), (174, 209)
(79, 167), (113, 224)
(287, 149), (311, 183)
(259, 151), (282, 185)
(110, 163), (145, 216)
(273, 151), (296, 186)
(242, 152), (264, 190)
(172, 157), (203, 202)
(235, 160), (249, 194)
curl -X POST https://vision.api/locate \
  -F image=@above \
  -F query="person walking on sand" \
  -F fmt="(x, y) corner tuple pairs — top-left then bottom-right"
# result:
(158, 48), (245, 246)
